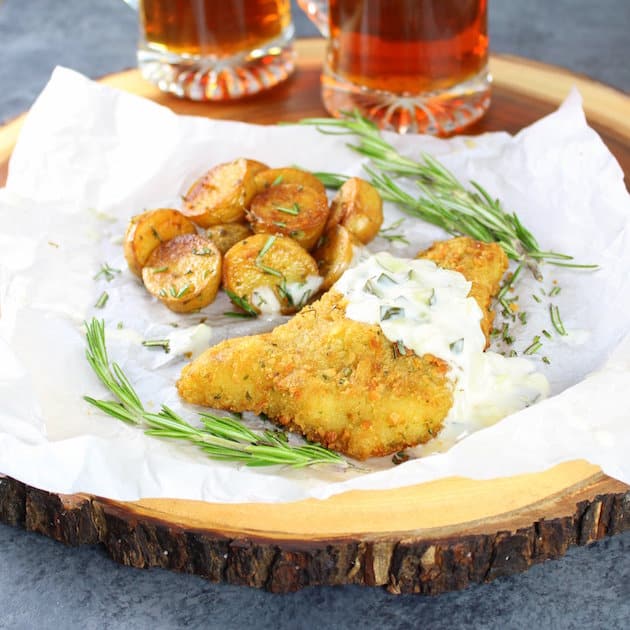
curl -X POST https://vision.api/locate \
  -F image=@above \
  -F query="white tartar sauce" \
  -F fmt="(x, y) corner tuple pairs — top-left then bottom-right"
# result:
(334, 252), (549, 443)
(252, 275), (323, 315)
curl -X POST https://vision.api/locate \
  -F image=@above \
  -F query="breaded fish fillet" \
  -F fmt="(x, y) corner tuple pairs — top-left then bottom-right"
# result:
(418, 236), (508, 345)
(177, 237), (508, 460)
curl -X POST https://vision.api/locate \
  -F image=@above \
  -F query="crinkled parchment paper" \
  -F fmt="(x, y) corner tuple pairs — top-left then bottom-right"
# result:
(1, 67), (629, 503)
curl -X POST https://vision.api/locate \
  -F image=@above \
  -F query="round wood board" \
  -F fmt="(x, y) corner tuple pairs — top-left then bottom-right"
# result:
(1, 39), (629, 594)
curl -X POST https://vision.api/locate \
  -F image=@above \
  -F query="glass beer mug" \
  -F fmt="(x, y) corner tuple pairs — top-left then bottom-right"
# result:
(298, 0), (490, 134)
(125, 0), (295, 100)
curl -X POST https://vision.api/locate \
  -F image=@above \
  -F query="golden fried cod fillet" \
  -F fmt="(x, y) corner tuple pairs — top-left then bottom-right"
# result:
(177, 237), (508, 460)
(418, 236), (508, 346)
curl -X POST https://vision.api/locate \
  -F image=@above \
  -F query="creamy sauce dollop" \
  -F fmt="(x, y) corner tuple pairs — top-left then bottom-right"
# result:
(252, 275), (323, 315)
(334, 252), (549, 446)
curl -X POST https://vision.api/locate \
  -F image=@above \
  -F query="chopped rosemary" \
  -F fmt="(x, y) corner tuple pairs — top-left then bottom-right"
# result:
(224, 311), (257, 319)
(550, 304), (568, 336)
(142, 338), (170, 353)
(256, 262), (283, 278)
(550, 286), (562, 297)
(497, 263), (523, 300)
(151, 266), (169, 273)
(94, 263), (121, 282)
(258, 235), (276, 258)
(273, 221), (287, 228)
(378, 218), (410, 245)
(170, 284), (190, 299)
(150, 227), (162, 241)
(274, 203), (300, 216)
(94, 291), (109, 309)
(192, 247), (215, 256)
(524, 337), (543, 355)
(542, 356), (551, 365)
(271, 174), (284, 187)
(542, 329), (552, 339)
(224, 289), (258, 317)
(532, 294), (542, 303)
(83, 319), (348, 468)
(518, 311), (528, 325)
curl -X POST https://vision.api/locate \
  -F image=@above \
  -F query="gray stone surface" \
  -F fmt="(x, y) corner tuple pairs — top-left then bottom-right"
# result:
(1, 1), (629, 628)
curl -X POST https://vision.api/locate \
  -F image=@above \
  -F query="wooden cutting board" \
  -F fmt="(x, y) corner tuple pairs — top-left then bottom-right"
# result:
(1, 39), (629, 595)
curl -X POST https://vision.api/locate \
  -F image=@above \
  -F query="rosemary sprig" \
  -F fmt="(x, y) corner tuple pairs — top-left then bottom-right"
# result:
(83, 319), (347, 468)
(94, 263), (121, 282)
(297, 111), (597, 278)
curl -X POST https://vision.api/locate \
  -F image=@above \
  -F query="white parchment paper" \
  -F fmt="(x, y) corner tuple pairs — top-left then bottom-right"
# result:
(0, 67), (629, 503)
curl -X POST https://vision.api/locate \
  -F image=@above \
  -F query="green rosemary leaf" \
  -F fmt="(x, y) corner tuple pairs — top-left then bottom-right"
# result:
(83, 318), (348, 469)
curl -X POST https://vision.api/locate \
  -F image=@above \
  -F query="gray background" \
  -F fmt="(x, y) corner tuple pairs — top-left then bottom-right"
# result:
(0, 1), (629, 628)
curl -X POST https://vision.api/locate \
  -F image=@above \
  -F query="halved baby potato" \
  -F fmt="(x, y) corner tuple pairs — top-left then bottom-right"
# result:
(312, 224), (356, 291)
(142, 234), (222, 313)
(124, 208), (197, 278)
(182, 158), (268, 227)
(327, 177), (383, 244)
(253, 167), (326, 197)
(223, 233), (321, 315)
(206, 222), (252, 254)
(247, 183), (329, 250)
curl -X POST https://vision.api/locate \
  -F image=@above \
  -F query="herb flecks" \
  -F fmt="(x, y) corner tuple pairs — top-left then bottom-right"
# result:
(379, 218), (410, 245)
(224, 289), (257, 317)
(274, 203), (300, 216)
(94, 291), (109, 309)
(94, 263), (121, 282)
(142, 338), (170, 353)
(550, 304), (568, 336)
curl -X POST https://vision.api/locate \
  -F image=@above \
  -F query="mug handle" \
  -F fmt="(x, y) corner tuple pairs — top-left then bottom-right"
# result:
(296, 0), (329, 37)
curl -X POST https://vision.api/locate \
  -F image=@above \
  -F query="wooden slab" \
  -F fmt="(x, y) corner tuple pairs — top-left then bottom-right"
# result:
(1, 39), (629, 594)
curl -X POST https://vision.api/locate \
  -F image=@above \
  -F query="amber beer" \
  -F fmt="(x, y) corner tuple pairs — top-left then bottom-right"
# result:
(329, 0), (487, 94)
(140, 0), (291, 57)
(137, 0), (295, 100)
(312, 0), (490, 134)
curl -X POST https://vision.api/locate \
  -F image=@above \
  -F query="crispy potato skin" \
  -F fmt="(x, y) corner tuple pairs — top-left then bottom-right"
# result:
(417, 236), (508, 346)
(206, 223), (252, 254)
(182, 158), (268, 227)
(142, 234), (222, 313)
(247, 183), (329, 250)
(178, 291), (451, 460)
(222, 233), (320, 314)
(312, 224), (355, 291)
(123, 208), (196, 277)
(327, 178), (383, 244)
(254, 167), (326, 197)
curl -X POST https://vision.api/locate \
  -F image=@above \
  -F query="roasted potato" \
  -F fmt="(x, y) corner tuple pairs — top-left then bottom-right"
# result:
(247, 183), (329, 250)
(142, 234), (222, 313)
(206, 223), (252, 254)
(182, 158), (268, 227)
(327, 177), (383, 244)
(253, 167), (326, 197)
(222, 233), (321, 315)
(312, 224), (356, 290)
(124, 208), (197, 278)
